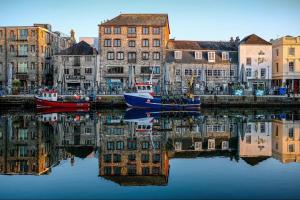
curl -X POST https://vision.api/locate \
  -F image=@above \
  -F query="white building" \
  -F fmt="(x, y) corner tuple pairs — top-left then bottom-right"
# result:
(239, 34), (272, 93)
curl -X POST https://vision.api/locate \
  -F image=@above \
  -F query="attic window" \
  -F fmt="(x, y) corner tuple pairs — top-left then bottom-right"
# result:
(222, 52), (229, 60)
(174, 51), (182, 60)
(208, 52), (215, 62)
(195, 51), (202, 60)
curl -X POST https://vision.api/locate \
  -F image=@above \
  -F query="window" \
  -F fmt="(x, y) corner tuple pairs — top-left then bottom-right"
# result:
(222, 52), (229, 60)
(222, 141), (229, 150)
(260, 123), (265, 133)
(128, 154), (136, 161)
(246, 57), (251, 65)
(261, 68), (266, 78)
(104, 39), (111, 47)
(230, 69), (235, 77)
(141, 66), (152, 74)
(276, 63), (279, 72)
(64, 69), (69, 74)
(153, 39), (160, 47)
(74, 68), (80, 76)
(30, 62), (35, 70)
(0, 45), (2, 53)
(116, 141), (124, 150)
(127, 139), (137, 150)
(127, 165), (136, 175)
(104, 27), (111, 34)
(288, 128), (294, 139)
(246, 68), (252, 77)
(19, 29), (28, 40)
(288, 144), (295, 152)
(107, 66), (123, 74)
(185, 69), (192, 75)
(128, 27), (136, 34)
(153, 66), (160, 74)
(195, 51), (202, 59)
(30, 45), (35, 53)
(107, 52), (114, 60)
(18, 44), (28, 56)
(73, 56), (80, 66)
(142, 39), (149, 47)
(142, 27), (149, 35)
(10, 45), (15, 52)
(114, 39), (121, 47)
(128, 52), (136, 63)
(85, 68), (92, 74)
(289, 62), (294, 72)
(176, 69), (181, 76)
(153, 154), (160, 163)
(0, 30), (3, 38)
(208, 52), (215, 62)
(153, 52), (160, 60)
(114, 27), (121, 34)
(85, 56), (92, 62)
(288, 47), (295, 56)
(141, 154), (149, 163)
(142, 167), (150, 175)
(142, 141), (150, 149)
(104, 167), (111, 175)
(113, 154), (121, 163)
(207, 69), (212, 76)
(104, 154), (111, 163)
(17, 62), (28, 73)
(116, 52), (124, 60)
(9, 30), (15, 40)
(31, 30), (35, 37)
(128, 40), (135, 47)
(153, 27), (160, 35)
(142, 52), (149, 60)
(107, 141), (115, 150)
(0, 62), (2, 71)
(174, 51), (182, 59)
(213, 70), (221, 77)
(208, 139), (215, 150)
(276, 49), (279, 57)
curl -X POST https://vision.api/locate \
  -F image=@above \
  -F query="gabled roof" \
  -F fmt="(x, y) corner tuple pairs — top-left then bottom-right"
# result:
(167, 39), (238, 51)
(59, 41), (97, 55)
(100, 14), (170, 33)
(239, 34), (271, 45)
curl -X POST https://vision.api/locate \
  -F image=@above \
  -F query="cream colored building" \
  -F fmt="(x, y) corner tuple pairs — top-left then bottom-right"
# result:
(272, 117), (300, 163)
(272, 36), (300, 94)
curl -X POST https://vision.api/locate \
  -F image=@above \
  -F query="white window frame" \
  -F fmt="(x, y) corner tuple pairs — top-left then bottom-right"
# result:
(222, 52), (229, 60)
(208, 51), (215, 62)
(174, 51), (182, 60)
(195, 51), (202, 60)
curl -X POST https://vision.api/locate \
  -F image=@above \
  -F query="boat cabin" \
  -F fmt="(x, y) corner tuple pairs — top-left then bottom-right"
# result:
(134, 82), (154, 96)
(40, 89), (58, 101)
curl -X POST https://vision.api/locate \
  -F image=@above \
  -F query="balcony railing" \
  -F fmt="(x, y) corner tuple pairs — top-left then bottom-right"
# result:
(128, 59), (136, 64)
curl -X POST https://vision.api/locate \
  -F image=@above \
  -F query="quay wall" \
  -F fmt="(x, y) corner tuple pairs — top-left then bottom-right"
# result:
(0, 95), (300, 108)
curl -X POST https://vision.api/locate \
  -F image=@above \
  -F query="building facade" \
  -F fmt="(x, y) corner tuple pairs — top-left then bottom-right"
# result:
(0, 24), (74, 93)
(272, 36), (300, 94)
(53, 41), (98, 94)
(165, 39), (238, 94)
(98, 14), (170, 94)
(239, 34), (272, 94)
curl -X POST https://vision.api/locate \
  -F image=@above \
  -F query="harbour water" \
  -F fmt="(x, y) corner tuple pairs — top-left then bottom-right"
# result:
(0, 108), (299, 199)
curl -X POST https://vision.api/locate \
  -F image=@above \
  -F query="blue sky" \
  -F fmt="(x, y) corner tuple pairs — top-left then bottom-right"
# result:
(1, 0), (300, 41)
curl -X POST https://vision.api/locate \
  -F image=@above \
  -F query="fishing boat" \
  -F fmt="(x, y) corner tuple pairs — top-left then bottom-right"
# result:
(123, 76), (200, 110)
(35, 89), (90, 108)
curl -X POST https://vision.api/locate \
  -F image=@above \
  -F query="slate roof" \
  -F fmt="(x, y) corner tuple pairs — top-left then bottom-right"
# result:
(239, 34), (271, 45)
(59, 41), (97, 55)
(100, 14), (170, 33)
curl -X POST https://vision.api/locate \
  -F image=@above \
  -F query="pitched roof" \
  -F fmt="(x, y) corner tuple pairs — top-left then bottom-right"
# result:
(167, 39), (238, 51)
(239, 34), (271, 45)
(59, 41), (97, 55)
(100, 14), (170, 32)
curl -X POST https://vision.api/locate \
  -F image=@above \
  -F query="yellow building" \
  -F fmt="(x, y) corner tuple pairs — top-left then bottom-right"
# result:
(272, 117), (300, 163)
(272, 36), (300, 94)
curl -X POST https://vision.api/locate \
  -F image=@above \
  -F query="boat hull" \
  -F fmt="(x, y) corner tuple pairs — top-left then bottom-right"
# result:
(35, 97), (90, 108)
(124, 93), (200, 110)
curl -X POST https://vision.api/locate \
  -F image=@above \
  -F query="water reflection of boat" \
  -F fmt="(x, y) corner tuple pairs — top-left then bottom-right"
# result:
(36, 107), (90, 114)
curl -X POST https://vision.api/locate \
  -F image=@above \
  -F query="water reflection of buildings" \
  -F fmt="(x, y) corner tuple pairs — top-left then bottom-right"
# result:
(239, 115), (272, 165)
(272, 114), (300, 164)
(99, 112), (169, 186)
(0, 112), (100, 175)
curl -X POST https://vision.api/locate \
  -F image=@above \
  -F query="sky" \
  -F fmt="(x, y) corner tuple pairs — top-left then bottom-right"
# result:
(1, 0), (300, 41)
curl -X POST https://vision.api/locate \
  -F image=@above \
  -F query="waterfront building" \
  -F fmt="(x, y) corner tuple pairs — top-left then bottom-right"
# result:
(79, 37), (99, 50)
(165, 39), (239, 95)
(238, 34), (272, 94)
(98, 14), (170, 94)
(272, 36), (300, 94)
(53, 41), (98, 94)
(272, 115), (300, 163)
(0, 24), (74, 92)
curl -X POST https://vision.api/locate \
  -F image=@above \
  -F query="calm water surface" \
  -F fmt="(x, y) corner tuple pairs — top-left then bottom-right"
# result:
(0, 108), (299, 199)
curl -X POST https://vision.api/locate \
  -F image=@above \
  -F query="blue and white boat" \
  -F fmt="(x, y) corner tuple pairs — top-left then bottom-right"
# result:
(123, 79), (201, 110)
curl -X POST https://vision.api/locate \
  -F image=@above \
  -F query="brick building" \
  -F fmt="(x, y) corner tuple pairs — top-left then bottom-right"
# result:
(98, 14), (170, 94)
(0, 24), (74, 93)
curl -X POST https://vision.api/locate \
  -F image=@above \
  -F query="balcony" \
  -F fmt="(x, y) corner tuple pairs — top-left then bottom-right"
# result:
(128, 59), (136, 64)
(65, 75), (85, 80)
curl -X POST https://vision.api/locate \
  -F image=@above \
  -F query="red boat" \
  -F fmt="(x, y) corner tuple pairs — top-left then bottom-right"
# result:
(35, 89), (90, 108)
